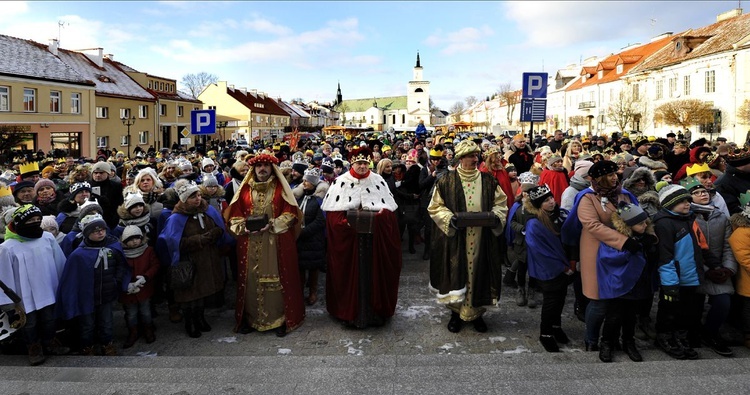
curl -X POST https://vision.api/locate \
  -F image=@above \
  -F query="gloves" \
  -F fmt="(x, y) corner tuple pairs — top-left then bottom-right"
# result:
(662, 286), (680, 303)
(134, 275), (146, 287)
(639, 234), (658, 247)
(210, 226), (224, 240)
(127, 282), (142, 295)
(719, 267), (735, 279)
(449, 216), (458, 230)
(706, 268), (729, 284)
(10, 303), (26, 329)
(622, 237), (641, 254)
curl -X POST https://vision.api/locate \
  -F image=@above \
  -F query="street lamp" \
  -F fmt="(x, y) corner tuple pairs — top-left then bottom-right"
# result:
(121, 115), (136, 158)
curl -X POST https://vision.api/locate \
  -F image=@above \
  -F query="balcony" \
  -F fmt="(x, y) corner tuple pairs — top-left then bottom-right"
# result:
(578, 101), (596, 109)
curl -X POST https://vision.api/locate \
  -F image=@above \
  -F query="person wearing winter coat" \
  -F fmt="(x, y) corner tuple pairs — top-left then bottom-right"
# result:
(622, 167), (661, 218)
(524, 185), (573, 353)
(538, 154), (569, 206)
(596, 203), (658, 363)
(506, 134), (535, 174)
(89, 161), (124, 229)
(674, 145), (712, 183)
(59, 200), (106, 257)
(113, 193), (157, 245)
(32, 179), (63, 217)
(224, 160), (249, 204)
(293, 168), (328, 306)
(687, 163), (730, 218)
(200, 174), (228, 215)
(40, 215), (66, 244)
(57, 213), (130, 356)
(122, 168), (164, 221)
(420, 147), (450, 260)
(196, 157), (226, 186)
(728, 191), (750, 350)
(119, 226), (160, 348)
(56, 181), (93, 234)
(562, 140), (584, 174)
(561, 160), (593, 212)
(681, 177), (737, 357)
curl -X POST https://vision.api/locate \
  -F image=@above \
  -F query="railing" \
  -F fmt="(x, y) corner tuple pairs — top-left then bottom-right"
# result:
(578, 101), (596, 109)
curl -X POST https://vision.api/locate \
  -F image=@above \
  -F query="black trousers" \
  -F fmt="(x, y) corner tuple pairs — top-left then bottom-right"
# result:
(536, 273), (570, 335)
(602, 298), (639, 343)
(655, 286), (704, 336)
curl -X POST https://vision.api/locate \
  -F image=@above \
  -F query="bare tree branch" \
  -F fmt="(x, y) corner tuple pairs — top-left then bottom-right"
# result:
(181, 72), (219, 99)
(606, 86), (649, 132)
(449, 102), (465, 123)
(497, 83), (519, 126)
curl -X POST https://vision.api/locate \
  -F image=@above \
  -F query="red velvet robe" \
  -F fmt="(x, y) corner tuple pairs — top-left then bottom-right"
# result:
(539, 168), (570, 205)
(325, 210), (401, 323)
(479, 163), (514, 209)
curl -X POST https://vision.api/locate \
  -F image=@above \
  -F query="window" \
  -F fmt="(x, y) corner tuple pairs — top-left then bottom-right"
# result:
(23, 88), (36, 112)
(705, 70), (715, 93)
(597, 70), (603, 79)
(684, 75), (691, 96)
(50, 91), (61, 113)
(148, 81), (152, 89)
(655, 80), (663, 99)
(138, 105), (148, 118)
(138, 131), (148, 144)
(0, 86), (9, 112)
(97, 136), (108, 148)
(160, 82), (164, 91)
(402, 114), (405, 124)
(96, 106), (109, 118)
(632, 84), (640, 101)
(178, 105), (184, 117)
(609, 88), (614, 102)
(159, 104), (167, 116)
(669, 77), (677, 97)
(121, 135), (130, 147)
(120, 108), (131, 119)
(70, 93), (80, 114)
(616, 64), (623, 74)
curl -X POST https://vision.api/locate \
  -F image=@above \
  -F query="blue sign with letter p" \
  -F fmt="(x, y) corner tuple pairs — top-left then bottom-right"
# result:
(522, 72), (548, 99)
(191, 109), (216, 135)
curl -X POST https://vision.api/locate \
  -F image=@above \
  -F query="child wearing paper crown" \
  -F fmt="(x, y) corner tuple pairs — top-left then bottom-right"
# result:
(56, 213), (130, 356)
(728, 190), (750, 350)
(119, 225), (160, 348)
(595, 202), (658, 363)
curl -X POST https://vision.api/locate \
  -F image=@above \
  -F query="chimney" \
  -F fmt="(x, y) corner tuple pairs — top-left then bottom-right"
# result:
(239, 87), (247, 94)
(48, 39), (59, 56)
(104, 53), (114, 61)
(717, 8), (742, 22)
(83, 48), (104, 68)
(228, 84), (235, 90)
(651, 32), (673, 42)
(250, 89), (258, 96)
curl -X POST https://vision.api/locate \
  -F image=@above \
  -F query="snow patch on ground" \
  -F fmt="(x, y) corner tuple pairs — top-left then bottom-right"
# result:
(502, 346), (531, 354)
(277, 348), (292, 355)
(136, 351), (158, 357)
(341, 339), (364, 356)
(489, 336), (507, 344)
(399, 305), (436, 320)
(215, 336), (238, 343)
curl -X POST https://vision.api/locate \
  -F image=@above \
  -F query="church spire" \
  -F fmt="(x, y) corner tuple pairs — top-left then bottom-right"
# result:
(415, 51), (421, 68)
(336, 81), (342, 105)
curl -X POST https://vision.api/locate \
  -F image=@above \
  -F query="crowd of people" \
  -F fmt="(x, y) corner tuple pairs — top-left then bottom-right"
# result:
(1, 128), (750, 366)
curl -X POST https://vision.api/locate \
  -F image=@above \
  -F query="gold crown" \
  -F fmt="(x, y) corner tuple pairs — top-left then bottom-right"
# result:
(0, 185), (11, 198)
(686, 162), (711, 176)
(19, 162), (40, 175)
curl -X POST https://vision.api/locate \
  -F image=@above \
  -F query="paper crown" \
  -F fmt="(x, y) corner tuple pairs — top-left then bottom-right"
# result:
(303, 167), (322, 179)
(429, 148), (444, 158)
(19, 162), (40, 175)
(686, 162), (711, 176)
(680, 176), (704, 192)
(740, 191), (750, 207)
(0, 185), (12, 198)
(291, 151), (305, 163)
(528, 184), (552, 203)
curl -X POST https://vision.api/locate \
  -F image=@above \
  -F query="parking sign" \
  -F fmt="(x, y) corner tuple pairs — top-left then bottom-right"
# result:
(522, 73), (548, 99)
(191, 109), (216, 135)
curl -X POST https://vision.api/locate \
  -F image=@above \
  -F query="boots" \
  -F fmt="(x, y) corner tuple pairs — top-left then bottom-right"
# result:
(123, 326), (139, 349)
(516, 288), (528, 307)
(598, 340), (614, 363)
(539, 335), (559, 352)
(195, 308), (211, 332)
(168, 304), (182, 323)
(526, 288), (538, 309)
(622, 340), (643, 362)
(183, 307), (201, 338)
(675, 331), (699, 360)
(45, 337), (70, 356)
(503, 269), (518, 288)
(80, 346), (96, 356)
(143, 324), (156, 344)
(102, 342), (117, 356)
(447, 311), (463, 333)
(552, 326), (569, 344)
(27, 343), (46, 366)
(655, 332), (685, 359)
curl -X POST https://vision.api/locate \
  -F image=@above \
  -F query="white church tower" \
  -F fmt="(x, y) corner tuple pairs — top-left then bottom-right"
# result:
(407, 52), (431, 126)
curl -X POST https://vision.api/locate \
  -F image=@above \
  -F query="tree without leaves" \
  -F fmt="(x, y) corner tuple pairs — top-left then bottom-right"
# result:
(449, 102), (465, 123)
(738, 99), (750, 125)
(497, 83), (519, 127)
(568, 115), (587, 134)
(655, 99), (713, 130)
(0, 125), (33, 153)
(181, 72), (219, 99)
(606, 87), (650, 133)
(464, 96), (478, 107)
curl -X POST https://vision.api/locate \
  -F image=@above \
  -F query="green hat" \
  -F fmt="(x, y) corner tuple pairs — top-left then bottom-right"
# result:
(739, 190), (750, 208)
(679, 176), (705, 193)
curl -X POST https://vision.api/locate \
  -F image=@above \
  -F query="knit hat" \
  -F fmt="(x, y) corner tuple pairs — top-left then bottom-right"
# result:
(80, 213), (107, 238)
(12, 181), (35, 197)
(12, 204), (42, 226)
(518, 171), (540, 192)
(680, 176), (705, 193)
(174, 179), (200, 202)
(202, 174), (219, 187)
(78, 199), (104, 219)
(528, 185), (553, 208)
(40, 215), (58, 231)
(513, 133), (525, 141)
(33, 178), (56, 195)
(656, 181), (690, 210)
(588, 160), (619, 179)
(547, 154), (562, 166)
(617, 202), (648, 227)
(573, 160), (594, 178)
(69, 181), (91, 197)
(653, 170), (671, 182)
(303, 168), (321, 186)
(634, 137), (651, 149)
(120, 225), (143, 244)
(202, 157), (215, 170)
(454, 140), (481, 159)
(123, 193), (145, 210)
(91, 161), (111, 174)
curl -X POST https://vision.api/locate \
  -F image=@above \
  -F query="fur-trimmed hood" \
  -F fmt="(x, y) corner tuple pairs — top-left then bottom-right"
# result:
(293, 181), (329, 200)
(117, 202), (151, 220)
(173, 198), (209, 216)
(611, 210), (655, 238)
(730, 212), (750, 229)
(636, 156), (668, 171)
(623, 167), (656, 192)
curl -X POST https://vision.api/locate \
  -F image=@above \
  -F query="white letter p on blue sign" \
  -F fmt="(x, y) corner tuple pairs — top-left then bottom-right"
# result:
(190, 109), (216, 135)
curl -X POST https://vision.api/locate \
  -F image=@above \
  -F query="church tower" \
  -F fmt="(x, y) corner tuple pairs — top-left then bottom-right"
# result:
(407, 52), (431, 126)
(335, 82), (342, 106)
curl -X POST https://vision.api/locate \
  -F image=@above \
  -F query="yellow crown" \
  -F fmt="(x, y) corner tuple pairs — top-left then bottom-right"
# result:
(19, 162), (40, 175)
(0, 185), (11, 198)
(686, 162), (711, 176)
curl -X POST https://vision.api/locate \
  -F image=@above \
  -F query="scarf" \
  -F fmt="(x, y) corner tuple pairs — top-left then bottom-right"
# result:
(36, 192), (57, 206)
(457, 166), (480, 182)
(591, 177), (622, 203)
(119, 213), (150, 229)
(348, 167), (370, 180)
(123, 243), (148, 259)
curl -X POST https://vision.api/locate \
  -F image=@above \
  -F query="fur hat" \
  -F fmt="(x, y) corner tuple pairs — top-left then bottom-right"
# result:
(616, 202), (648, 227)
(174, 179), (200, 202)
(528, 184), (553, 208)
(653, 170), (671, 183)
(656, 181), (690, 210)
(33, 178), (56, 195)
(201, 174), (219, 187)
(123, 193), (145, 210)
(573, 160), (594, 178)
(303, 168), (321, 186)
(91, 161), (111, 174)
(12, 204), (42, 226)
(588, 160), (619, 179)
(80, 213), (107, 238)
(120, 225), (143, 244)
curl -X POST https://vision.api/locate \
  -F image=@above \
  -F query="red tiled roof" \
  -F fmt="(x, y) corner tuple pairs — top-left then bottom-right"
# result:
(226, 88), (289, 116)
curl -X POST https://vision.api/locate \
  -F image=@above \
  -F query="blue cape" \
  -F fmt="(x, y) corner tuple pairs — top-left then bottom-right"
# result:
(505, 201), (521, 246)
(526, 218), (569, 281)
(596, 242), (647, 299)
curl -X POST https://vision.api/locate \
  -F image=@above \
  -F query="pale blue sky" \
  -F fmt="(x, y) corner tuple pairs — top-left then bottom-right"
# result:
(0, 1), (740, 109)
